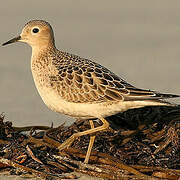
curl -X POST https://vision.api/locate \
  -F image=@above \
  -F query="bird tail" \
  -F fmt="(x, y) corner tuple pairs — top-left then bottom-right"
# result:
(123, 87), (180, 101)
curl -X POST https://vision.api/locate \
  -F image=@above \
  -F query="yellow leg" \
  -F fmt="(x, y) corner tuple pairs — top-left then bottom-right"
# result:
(84, 120), (95, 163)
(58, 117), (109, 156)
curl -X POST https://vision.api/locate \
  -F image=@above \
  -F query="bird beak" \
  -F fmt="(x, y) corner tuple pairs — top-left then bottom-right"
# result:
(2, 35), (21, 46)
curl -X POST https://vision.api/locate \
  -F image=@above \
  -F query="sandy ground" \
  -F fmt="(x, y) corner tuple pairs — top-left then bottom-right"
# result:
(0, 0), (180, 179)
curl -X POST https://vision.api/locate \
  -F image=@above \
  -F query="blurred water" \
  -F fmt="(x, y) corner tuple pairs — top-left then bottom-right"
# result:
(0, 0), (180, 127)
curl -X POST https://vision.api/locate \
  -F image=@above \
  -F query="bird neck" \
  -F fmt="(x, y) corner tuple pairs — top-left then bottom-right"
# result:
(31, 42), (56, 59)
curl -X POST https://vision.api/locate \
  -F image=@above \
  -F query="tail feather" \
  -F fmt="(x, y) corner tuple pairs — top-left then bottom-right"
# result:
(124, 87), (180, 101)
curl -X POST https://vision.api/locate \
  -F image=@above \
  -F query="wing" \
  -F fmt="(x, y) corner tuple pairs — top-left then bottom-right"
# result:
(49, 51), (179, 103)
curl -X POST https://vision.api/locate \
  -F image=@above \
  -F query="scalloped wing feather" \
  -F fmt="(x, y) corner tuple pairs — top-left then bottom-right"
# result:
(49, 51), (179, 103)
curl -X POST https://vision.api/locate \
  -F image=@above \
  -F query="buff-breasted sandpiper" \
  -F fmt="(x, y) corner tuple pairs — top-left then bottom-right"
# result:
(2, 20), (180, 163)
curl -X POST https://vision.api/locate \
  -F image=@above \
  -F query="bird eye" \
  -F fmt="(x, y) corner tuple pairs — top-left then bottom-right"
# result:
(32, 28), (39, 33)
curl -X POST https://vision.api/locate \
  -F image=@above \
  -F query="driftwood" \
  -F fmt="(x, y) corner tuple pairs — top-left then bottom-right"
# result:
(0, 105), (179, 179)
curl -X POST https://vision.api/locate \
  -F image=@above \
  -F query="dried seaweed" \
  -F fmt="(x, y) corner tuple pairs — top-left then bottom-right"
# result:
(0, 105), (179, 179)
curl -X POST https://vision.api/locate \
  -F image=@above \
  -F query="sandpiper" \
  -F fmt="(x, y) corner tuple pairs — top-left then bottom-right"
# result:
(2, 20), (180, 163)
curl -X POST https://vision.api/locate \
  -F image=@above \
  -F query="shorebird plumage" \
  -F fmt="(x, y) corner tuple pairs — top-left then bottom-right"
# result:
(2, 20), (179, 163)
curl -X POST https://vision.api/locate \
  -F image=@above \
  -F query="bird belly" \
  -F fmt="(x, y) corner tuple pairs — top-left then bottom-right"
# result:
(34, 83), (168, 120)
(35, 83), (121, 118)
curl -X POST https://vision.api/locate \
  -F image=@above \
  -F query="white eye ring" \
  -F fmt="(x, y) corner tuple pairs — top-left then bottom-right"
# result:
(32, 27), (40, 34)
